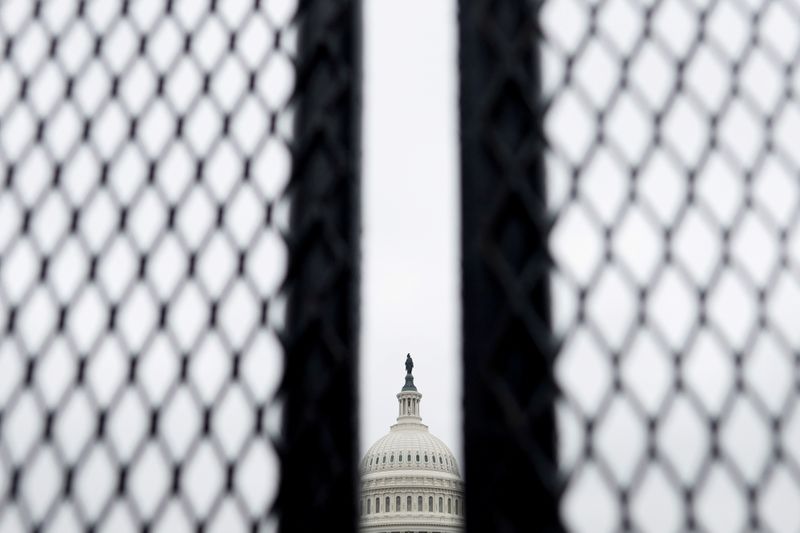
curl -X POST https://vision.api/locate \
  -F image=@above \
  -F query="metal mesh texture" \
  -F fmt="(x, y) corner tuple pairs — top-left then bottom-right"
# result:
(6, 0), (800, 532)
(545, 0), (799, 532)
(462, 0), (800, 532)
(0, 1), (360, 532)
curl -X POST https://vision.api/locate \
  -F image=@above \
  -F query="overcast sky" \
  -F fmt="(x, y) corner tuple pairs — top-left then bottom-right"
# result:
(359, 0), (462, 464)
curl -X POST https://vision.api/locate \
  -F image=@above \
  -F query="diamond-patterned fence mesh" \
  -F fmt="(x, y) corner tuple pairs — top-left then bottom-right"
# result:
(0, 1), (360, 532)
(5, 0), (800, 532)
(462, 0), (800, 532)
(544, 1), (800, 532)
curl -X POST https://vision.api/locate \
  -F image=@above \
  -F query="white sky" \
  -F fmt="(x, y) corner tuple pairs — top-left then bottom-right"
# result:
(359, 0), (462, 464)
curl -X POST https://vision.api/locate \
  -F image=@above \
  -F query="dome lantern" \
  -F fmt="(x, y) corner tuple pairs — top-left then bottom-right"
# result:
(397, 354), (423, 422)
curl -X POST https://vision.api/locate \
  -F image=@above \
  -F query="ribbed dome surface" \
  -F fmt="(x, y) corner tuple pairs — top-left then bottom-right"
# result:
(361, 424), (460, 476)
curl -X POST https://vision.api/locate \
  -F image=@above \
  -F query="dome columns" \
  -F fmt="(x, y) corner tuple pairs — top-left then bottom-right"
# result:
(397, 354), (423, 423)
(397, 390), (423, 421)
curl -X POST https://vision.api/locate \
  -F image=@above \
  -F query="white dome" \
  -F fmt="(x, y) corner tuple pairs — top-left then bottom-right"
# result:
(359, 356), (464, 533)
(361, 424), (460, 476)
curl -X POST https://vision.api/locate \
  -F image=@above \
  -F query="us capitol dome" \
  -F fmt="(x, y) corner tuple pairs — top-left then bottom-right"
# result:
(360, 355), (464, 533)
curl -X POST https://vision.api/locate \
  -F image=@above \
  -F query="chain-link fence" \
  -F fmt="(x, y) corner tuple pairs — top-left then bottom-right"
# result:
(544, 0), (800, 530)
(5, 0), (800, 532)
(0, 1), (359, 532)
(461, 0), (800, 531)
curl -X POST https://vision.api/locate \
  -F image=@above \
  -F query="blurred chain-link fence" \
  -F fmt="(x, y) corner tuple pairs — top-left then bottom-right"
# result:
(0, 1), (359, 532)
(544, 1), (800, 531)
(463, 0), (800, 532)
(5, 0), (800, 532)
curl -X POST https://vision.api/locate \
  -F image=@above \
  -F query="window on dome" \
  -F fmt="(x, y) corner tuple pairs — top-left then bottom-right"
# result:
(448, 498), (452, 514)
(439, 456), (442, 464)
(428, 496), (433, 512)
(455, 499), (459, 515)
(382, 456), (386, 463)
(416, 454), (420, 462)
(385, 497), (390, 512)
(418, 496), (423, 511)
(424, 454), (428, 462)
(369, 458), (373, 465)
(376, 497), (380, 513)
(390, 455), (393, 462)
(408, 454), (411, 461)
(407, 496), (412, 511)
(367, 499), (371, 514)
(439, 497), (443, 513)
(396, 496), (401, 511)
(399, 453), (402, 462)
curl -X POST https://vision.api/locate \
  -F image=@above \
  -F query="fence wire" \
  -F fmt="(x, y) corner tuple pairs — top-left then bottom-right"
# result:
(0, 1), (360, 532)
(540, 1), (800, 532)
(462, 0), (800, 532)
(6, 0), (800, 532)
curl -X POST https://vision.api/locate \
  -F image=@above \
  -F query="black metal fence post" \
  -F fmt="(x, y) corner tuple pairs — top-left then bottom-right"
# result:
(278, 0), (361, 531)
(459, 1), (563, 532)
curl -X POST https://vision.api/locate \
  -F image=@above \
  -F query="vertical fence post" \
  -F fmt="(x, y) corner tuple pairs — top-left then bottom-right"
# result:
(459, 1), (562, 531)
(279, 0), (361, 531)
